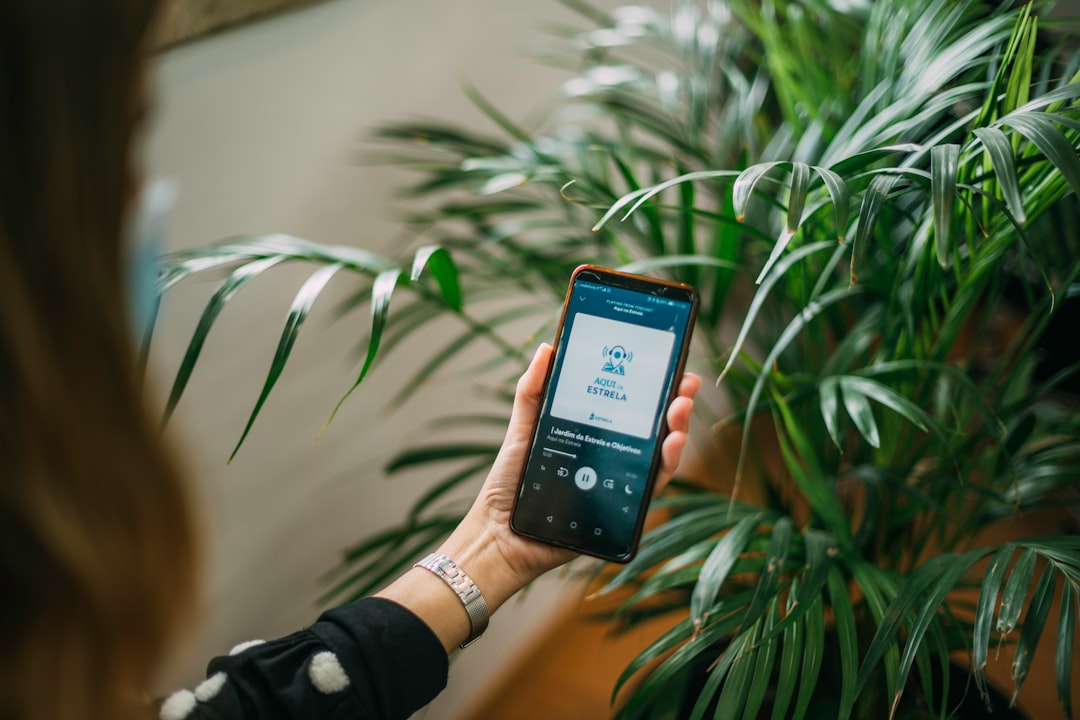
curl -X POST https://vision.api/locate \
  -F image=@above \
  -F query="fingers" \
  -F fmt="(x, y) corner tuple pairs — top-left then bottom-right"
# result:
(667, 372), (700, 436)
(659, 437), (687, 479)
(659, 420), (690, 477)
(656, 372), (701, 481)
(677, 372), (702, 402)
(666, 395), (694, 435)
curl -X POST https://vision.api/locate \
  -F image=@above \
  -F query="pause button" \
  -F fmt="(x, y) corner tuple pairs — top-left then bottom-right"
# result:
(574, 466), (597, 490)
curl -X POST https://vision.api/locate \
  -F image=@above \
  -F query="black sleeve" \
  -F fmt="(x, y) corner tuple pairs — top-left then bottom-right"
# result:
(158, 598), (449, 720)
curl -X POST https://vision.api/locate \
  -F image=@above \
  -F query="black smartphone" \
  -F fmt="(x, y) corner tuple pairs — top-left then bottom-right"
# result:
(510, 265), (699, 562)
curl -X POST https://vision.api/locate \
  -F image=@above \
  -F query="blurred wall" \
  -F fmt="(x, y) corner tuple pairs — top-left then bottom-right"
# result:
(144, 1), (611, 716)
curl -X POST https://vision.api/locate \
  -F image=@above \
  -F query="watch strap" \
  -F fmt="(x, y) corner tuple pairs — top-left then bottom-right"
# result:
(413, 552), (489, 648)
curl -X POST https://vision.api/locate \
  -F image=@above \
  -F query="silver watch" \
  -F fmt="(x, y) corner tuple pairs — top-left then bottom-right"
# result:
(413, 553), (489, 648)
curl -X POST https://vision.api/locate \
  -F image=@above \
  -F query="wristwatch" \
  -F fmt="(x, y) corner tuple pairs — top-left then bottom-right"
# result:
(413, 553), (489, 648)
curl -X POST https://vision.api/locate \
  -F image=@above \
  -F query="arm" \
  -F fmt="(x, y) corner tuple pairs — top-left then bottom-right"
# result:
(160, 343), (698, 719)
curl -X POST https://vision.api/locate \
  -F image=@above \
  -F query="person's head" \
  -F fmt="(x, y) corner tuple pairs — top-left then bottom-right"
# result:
(0, 2), (198, 719)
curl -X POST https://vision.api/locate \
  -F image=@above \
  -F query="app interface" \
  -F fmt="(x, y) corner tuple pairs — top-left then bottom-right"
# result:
(514, 278), (694, 558)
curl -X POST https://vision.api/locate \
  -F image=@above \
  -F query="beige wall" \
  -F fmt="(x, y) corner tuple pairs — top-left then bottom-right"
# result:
(144, 1), (614, 716)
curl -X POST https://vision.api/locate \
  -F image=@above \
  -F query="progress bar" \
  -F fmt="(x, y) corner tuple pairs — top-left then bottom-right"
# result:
(542, 447), (578, 459)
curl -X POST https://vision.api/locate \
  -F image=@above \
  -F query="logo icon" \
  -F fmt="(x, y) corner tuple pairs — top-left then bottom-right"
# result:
(601, 345), (633, 375)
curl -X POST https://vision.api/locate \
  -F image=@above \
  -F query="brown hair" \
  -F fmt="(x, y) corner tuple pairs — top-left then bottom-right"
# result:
(0, 2), (199, 719)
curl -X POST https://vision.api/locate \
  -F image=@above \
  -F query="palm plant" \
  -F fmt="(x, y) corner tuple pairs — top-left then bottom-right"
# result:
(157, 0), (1080, 717)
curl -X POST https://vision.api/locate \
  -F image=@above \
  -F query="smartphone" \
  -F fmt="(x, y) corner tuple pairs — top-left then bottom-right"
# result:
(510, 265), (699, 562)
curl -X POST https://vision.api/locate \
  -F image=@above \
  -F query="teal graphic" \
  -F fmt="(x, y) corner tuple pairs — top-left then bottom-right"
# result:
(602, 345), (632, 375)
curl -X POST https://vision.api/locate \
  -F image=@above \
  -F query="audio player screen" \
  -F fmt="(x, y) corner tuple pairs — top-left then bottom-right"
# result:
(512, 277), (694, 559)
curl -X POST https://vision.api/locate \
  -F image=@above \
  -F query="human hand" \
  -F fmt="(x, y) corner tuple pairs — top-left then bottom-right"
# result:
(379, 344), (699, 652)
(440, 342), (701, 610)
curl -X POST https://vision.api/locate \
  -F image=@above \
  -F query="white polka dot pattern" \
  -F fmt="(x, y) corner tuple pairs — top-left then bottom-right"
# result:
(159, 689), (197, 720)
(308, 650), (351, 694)
(228, 639), (266, 656)
(194, 672), (227, 702)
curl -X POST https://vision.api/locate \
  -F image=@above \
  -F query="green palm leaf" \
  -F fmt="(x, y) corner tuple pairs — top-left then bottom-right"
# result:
(770, 578), (805, 720)
(771, 395), (850, 543)
(930, 143), (959, 268)
(849, 172), (899, 285)
(162, 255), (285, 426)
(732, 161), (786, 220)
(712, 620), (760, 720)
(856, 550), (984, 713)
(1057, 580), (1076, 719)
(717, 241), (834, 383)
(997, 112), (1080, 201)
(739, 517), (792, 632)
(615, 603), (747, 716)
(972, 126), (1027, 225)
(742, 599), (780, 720)
(820, 378), (843, 450)
(228, 262), (344, 462)
(998, 547), (1038, 635)
(828, 565), (859, 720)
(158, 238), (463, 451)
(591, 169), (742, 230)
(617, 254), (739, 275)
(791, 593), (826, 720)
(972, 544), (1014, 703)
(851, 563), (902, 706)
(410, 245), (462, 311)
(840, 377), (881, 448)
(1010, 563), (1057, 703)
(766, 530), (835, 641)
(602, 500), (765, 596)
(690, 513), (764, 629)
(686, 630), (752, 720)
(812, 165), (850, 242)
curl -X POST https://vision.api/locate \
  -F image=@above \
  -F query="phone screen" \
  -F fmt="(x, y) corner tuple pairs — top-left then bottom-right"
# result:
(511, 267), (697, 561)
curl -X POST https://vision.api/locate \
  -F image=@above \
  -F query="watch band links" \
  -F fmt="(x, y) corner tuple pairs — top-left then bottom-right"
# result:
(413, 552), (489, 648)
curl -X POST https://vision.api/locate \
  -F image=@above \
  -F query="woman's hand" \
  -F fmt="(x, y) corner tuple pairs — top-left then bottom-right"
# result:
(377, 343), (700, 653)
(443, 343), (700, 605)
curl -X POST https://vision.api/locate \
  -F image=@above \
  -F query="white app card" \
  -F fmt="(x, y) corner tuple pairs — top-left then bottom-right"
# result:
(550, 312), (675, 439)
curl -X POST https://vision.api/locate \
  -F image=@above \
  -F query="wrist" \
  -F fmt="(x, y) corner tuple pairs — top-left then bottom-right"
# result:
(436, 513), (532, 615)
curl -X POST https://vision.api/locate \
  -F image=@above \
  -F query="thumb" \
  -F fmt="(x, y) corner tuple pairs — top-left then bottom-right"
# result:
(504, 343), (552, 447)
